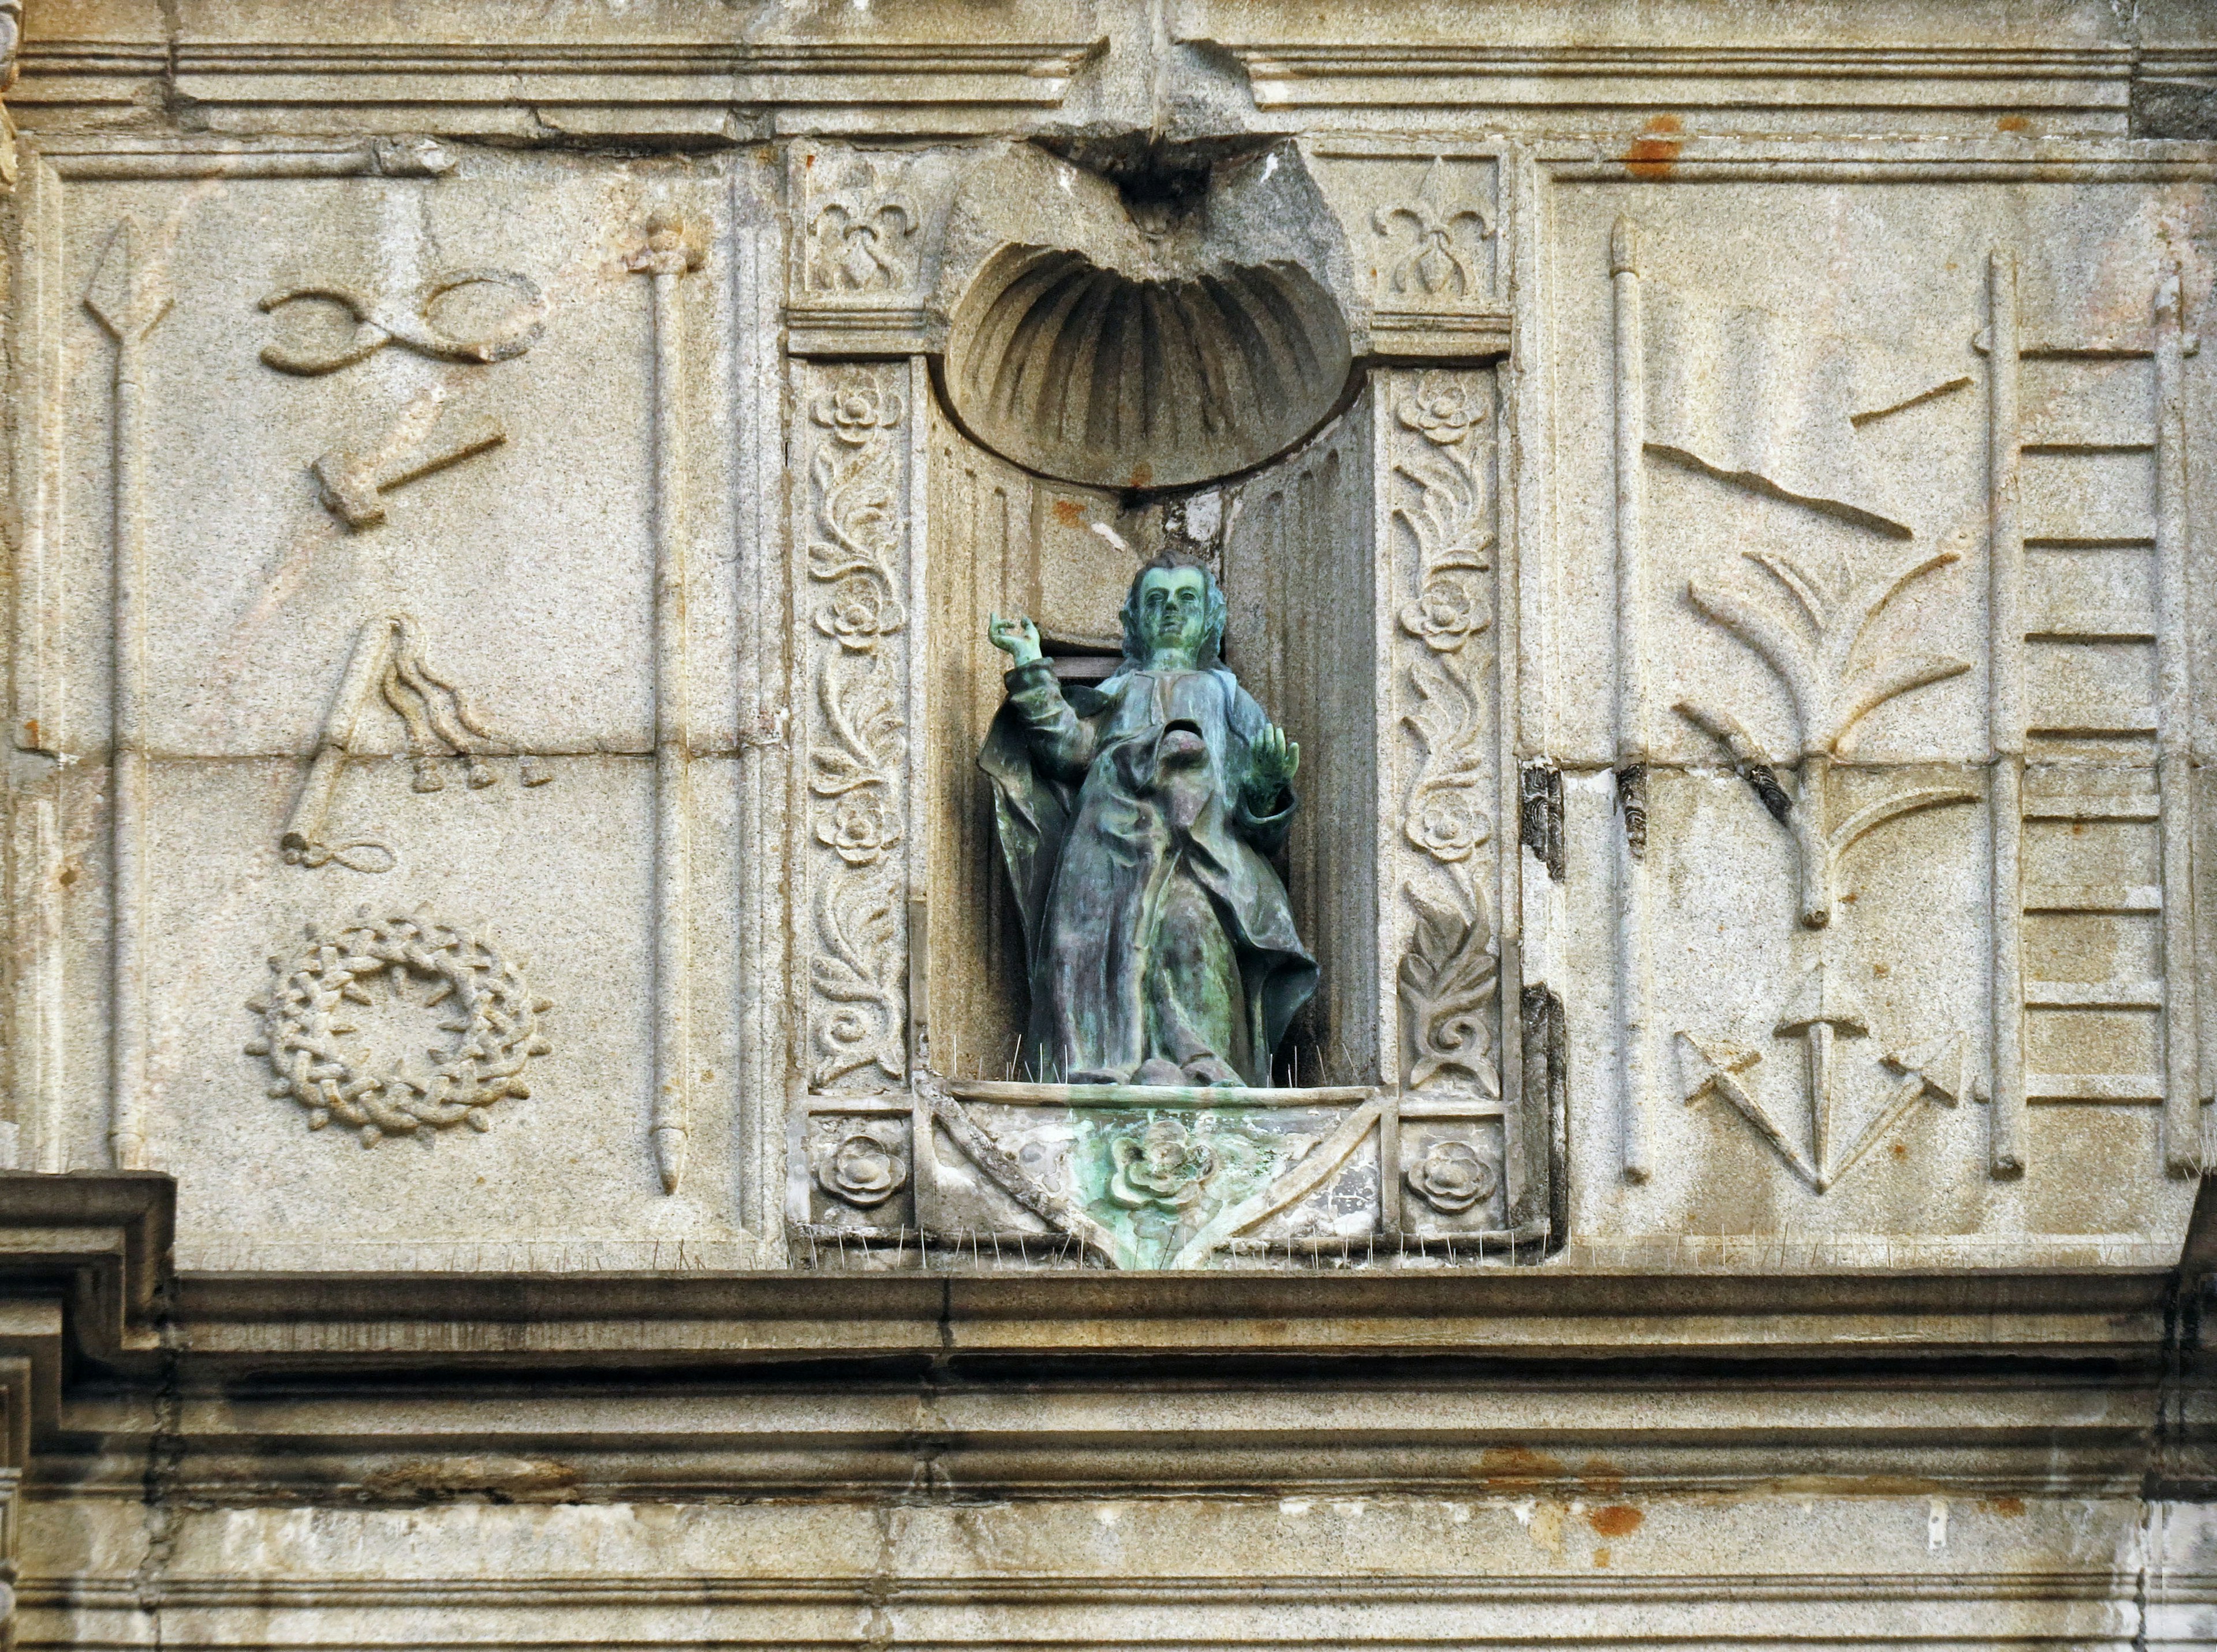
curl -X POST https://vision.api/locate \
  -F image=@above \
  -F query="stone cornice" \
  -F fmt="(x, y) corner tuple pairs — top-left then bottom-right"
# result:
(0, 1175), (2206, 1499)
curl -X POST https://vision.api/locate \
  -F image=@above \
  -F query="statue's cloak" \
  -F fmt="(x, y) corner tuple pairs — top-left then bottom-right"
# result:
(979, 659), (1317, 1085)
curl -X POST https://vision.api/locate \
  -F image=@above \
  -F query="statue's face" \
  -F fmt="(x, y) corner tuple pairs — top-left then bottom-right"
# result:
(1136, 566), (1210, 663)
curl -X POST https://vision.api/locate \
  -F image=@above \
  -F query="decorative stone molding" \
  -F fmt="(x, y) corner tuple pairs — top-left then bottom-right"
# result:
(909, 1077), (1389, 1270)
(1309, 143), (1508, 357)
(1382, 369), (1502, 1104)
(794, 361), (915, 1094)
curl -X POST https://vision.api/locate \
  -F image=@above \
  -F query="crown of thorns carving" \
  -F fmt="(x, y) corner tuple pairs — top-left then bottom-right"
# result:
(245, 911), (551, 1146)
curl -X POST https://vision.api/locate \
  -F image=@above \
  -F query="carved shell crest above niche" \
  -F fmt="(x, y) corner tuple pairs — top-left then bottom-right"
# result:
(939, 142), (1358, 490)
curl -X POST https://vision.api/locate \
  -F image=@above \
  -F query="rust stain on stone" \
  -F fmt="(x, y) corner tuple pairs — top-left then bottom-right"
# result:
(1479, 1445), (1568, 1489)
(1578, 1455), (1626, 1498)
(1588, 1504), (1644, 1538)
(1053, 498), (1087, 528)
(1626, 115), (1684, 181)
(1126, 461), (1154, 489)
(1998, 115), (2031, 133)
(1987, 1496), (2027, 1516)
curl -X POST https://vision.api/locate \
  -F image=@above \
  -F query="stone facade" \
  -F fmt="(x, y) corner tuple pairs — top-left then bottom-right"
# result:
(0, 0), (2209, 1644)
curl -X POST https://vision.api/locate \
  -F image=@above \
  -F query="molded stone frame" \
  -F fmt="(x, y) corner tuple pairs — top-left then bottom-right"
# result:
(5, 137), (769, 1272)
(791, 330), (1538, 1267)
(1522, 140), (2215, 1259)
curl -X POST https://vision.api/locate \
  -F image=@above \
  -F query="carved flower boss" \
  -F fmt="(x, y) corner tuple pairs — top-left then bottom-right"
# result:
(1401, 571), (1492, 652)
(816, 791), (903, 866)
(813, 379), (904, 445)
(816, 573), (900, 651)
(815, 1128), (909, 1208)
(1399, 370), (1489, 443)
(1405, 1139), (1498, 1214)
(1406, 788), (1491, 863)
(1108, 1119), (1216, 1210)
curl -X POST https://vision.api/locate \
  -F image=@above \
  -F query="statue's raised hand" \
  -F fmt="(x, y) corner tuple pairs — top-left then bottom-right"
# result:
(1246, 725), (1300, 807)
(987, 611), (1043, 668)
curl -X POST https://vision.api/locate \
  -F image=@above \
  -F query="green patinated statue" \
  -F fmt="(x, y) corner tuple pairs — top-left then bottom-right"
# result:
(979, 559), (1318, 1088)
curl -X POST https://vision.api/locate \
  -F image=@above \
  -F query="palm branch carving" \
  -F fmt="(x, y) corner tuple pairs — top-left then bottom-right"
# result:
(1678, 547), (1976, 928)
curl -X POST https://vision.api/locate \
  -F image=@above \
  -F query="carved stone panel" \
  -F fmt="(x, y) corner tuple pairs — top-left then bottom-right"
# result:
(1542, 163), (2211, 1259)
(785, 140), (960, 356)
(12, 142), (756, 1269)
(791, 360), (919, 1098)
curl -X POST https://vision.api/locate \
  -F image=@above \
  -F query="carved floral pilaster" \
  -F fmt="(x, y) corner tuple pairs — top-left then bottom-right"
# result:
(794, 363), (911, 1093)
(1383, 369), (1501, 1101)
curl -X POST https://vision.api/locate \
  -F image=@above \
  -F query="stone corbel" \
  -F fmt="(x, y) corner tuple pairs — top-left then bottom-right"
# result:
(0, 1173), (173, 1640)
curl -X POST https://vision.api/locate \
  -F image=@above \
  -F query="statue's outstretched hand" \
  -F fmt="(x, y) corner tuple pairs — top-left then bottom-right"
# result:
(987, 611), (1043, 668)
(1247, 725), (1300, 807)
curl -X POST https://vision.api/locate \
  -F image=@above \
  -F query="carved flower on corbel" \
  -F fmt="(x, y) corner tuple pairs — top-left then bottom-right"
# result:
(1399, 571), (1494, 652)
(1406, 786), (1492, 863)
(815, 1129), (909, 1208)
(1108, 1120), (1215, 1210)
(1399, 371), (1490, 444)
(813, 379), (905, 446)
(816, 573), (900, 652)
(1405, 1139), (1498, 1214)
(816, 791), (904, 866)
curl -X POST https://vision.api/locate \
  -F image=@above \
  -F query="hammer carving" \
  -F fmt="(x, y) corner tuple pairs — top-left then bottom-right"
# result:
(313, 412), (506, 530)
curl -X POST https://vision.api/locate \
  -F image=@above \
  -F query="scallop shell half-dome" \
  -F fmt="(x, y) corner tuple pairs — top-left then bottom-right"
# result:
(945, 244), (1353, 491)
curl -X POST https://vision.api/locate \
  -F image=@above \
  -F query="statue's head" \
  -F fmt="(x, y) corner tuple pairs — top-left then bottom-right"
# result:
(1119, 556), (1227, 668)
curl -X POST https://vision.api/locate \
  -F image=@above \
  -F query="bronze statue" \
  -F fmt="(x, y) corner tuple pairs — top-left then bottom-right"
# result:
(980, 559), (1317, 1087)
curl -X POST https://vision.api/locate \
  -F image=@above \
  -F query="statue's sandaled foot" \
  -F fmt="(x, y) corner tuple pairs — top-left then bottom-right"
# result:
(1132, 1057), (1187, 1088)
(1182, 1055), (1243, 1089)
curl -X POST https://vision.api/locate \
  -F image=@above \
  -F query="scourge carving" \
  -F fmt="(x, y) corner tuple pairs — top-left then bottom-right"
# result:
(801, 365), (911, 1092)
(283, 614), (548, 876)
(1673, 537), (1979, 1191)
(258, 270), (546, 376)
(1389, 370), (1500, 1098)
(245, 911), (551, 1147)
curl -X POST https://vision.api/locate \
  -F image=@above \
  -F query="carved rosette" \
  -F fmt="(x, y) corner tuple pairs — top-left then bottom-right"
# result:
(1385, 368), (1501, 1098)
(795, 362), (912, 1092)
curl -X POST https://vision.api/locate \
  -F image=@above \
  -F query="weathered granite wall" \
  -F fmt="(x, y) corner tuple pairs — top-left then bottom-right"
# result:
(0, 0), (2211, 1645)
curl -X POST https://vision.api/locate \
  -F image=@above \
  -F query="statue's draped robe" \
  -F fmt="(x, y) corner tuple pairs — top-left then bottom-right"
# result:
(980, 658), (1318, 1086)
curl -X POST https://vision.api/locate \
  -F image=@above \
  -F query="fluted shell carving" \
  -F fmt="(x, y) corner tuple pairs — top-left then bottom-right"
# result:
(946, 245), (1353, 490)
